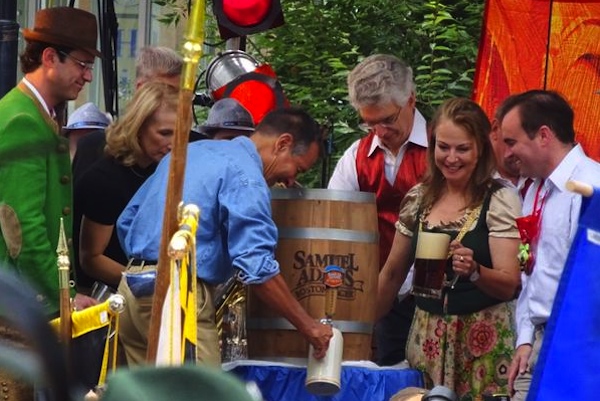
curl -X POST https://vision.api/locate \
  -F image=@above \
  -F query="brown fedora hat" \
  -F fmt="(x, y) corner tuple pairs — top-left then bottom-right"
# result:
(23, 7), (102, 58)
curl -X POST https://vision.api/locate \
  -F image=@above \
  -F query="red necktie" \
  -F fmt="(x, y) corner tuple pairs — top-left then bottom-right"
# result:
(520, 178), (533, 200)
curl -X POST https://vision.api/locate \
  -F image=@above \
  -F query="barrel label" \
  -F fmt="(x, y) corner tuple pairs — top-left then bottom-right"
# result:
(291, 251), (365, 301)
(324, 265), (344, 288)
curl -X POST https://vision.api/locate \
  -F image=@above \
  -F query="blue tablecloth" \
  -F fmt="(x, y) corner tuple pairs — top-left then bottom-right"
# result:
(225, 361), (424, 401)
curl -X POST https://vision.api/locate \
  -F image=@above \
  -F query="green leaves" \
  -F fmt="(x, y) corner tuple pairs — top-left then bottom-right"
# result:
(253, 0), (483, 186)
(153, 0), (484, 187)
(414, 0), (479, 117)
(152, 0), (189, 26)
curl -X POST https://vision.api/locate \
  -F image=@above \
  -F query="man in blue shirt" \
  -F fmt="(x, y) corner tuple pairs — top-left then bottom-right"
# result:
(117, 108), (332, 366)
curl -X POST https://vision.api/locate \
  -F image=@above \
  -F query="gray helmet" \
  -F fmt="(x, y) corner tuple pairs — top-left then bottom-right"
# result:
(198, 98), (255, 136)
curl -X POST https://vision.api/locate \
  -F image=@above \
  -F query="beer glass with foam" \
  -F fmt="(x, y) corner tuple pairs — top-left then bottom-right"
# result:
(411, 231), (451, 299)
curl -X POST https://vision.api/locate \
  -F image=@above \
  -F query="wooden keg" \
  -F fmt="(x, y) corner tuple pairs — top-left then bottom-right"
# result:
(247, 188), (379, 361)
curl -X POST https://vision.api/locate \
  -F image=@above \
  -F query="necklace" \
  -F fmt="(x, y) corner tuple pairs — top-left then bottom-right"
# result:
(129, 165), (147, 178)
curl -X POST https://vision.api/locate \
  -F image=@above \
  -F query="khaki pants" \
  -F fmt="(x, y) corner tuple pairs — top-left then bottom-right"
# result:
(117, 262), (220, 367)
(512, 325), (545, 401)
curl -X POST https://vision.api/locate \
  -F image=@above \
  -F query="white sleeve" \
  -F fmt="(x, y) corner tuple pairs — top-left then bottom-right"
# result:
(515, 273), (535, 347)
(397, 265), (414, 301)
(327, 140), (360, 191)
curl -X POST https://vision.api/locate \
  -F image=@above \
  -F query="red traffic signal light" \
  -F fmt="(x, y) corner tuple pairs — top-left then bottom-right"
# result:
(213, 0), (284, 40)
(206, 51), (288, 124)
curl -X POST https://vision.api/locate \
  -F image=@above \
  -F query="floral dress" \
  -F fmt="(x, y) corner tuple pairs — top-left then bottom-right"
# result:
(396, 183), (521, 400)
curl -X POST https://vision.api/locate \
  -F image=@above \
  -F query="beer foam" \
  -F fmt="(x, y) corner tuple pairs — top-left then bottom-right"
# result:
(415, 232), (450, 259)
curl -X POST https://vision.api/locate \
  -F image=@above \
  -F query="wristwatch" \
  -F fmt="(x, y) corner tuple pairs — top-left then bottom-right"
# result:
(469, 262), (481, 282)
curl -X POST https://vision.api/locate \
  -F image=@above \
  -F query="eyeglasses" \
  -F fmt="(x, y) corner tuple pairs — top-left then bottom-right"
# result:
(358, 106), (402, 132)
(58, 50), (95, 72)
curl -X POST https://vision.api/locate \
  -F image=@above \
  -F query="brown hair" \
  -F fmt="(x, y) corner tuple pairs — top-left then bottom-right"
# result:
(497, 89), (576, 144)
(19, 42), (71, 74)
(421, 97), (495, 209)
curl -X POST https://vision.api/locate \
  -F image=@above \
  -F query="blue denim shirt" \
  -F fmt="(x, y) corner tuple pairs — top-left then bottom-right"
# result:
(117, 136), (280, 285)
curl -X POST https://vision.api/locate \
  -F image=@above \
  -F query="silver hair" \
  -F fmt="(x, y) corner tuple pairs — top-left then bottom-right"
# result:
(135, 46), (183, 84)
(347, 54), (415, 109)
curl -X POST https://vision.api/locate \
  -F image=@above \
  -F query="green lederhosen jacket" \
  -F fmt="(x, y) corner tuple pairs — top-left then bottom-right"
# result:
(0, 82), (74, 317)
(414, 185), (504, 315)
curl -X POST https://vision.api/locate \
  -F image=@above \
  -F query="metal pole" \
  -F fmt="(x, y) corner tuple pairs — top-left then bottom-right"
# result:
(0, 0), (18, 98)
(0, 1), (17, 18)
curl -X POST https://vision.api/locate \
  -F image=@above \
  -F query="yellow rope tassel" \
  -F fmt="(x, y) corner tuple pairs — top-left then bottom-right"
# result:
(163, 204), (200, 364)
(49, 294), (125, 386)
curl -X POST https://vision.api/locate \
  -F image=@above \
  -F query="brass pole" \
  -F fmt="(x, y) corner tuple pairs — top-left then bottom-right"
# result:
(146, 0), (206, 363)
(57, 218), (72, 360)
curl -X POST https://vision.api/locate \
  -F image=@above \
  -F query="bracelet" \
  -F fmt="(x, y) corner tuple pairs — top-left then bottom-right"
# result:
(469, 262), (481, 282)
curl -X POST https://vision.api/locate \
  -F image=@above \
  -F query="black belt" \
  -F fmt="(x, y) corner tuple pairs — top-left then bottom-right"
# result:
(129, 258), (158, 266)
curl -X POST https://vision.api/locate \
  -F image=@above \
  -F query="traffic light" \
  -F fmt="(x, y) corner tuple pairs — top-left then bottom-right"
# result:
(206, 51), (288, 124)
(213, 0), (284, 40)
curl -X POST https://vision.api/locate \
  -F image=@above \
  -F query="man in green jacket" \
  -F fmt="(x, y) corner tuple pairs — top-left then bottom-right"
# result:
(0, 7), (100, 318)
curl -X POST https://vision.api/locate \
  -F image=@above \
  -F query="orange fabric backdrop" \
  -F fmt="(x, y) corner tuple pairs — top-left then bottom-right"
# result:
(472, 0), (600, 161)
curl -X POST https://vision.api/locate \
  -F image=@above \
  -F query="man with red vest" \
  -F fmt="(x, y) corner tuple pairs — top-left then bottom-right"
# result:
(328, 54), (428, 365)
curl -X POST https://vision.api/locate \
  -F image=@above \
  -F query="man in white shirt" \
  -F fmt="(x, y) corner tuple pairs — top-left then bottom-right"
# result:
(328, 54), (428, 365)
(499, 89), (600, 401)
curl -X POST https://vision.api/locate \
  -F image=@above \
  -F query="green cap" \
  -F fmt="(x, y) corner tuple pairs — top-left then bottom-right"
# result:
(101, 365), (259, 401)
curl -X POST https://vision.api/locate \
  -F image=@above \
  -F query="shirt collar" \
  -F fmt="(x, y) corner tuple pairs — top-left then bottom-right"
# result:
(517, 176), (532, 191)
(22, 78), (55, 118)
(546, 144), (586, 193)
(493, 170), (529, 191)
(493, 171), (516, 189)
(233, 135), (262, 166)
(367, 109), (428, 156)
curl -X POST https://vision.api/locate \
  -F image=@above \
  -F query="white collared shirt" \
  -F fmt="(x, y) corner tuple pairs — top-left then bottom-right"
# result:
(515, 144), (600, 347)
(327, 110), (428, 190)
(493, 172), (530, 194)
(22, 78), (55, 119)
(493, 171), (531, 334)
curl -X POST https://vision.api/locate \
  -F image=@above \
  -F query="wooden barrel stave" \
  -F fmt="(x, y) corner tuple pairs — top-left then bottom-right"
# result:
(247, 188), (379, 361)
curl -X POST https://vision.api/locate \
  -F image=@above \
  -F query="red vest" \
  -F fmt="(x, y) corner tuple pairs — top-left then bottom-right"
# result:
(356, 133), (427, 268)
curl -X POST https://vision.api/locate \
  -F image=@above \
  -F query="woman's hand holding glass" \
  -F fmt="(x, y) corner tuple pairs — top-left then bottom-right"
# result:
(448, 240), (477, 288)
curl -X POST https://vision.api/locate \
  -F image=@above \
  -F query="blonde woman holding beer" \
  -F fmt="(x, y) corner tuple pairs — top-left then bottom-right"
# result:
(377, 98), (521, 400)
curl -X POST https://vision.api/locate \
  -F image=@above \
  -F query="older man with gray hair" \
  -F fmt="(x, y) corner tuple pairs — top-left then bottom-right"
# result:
(134, 46), (183, 89)
(328, 54), (428, 365)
